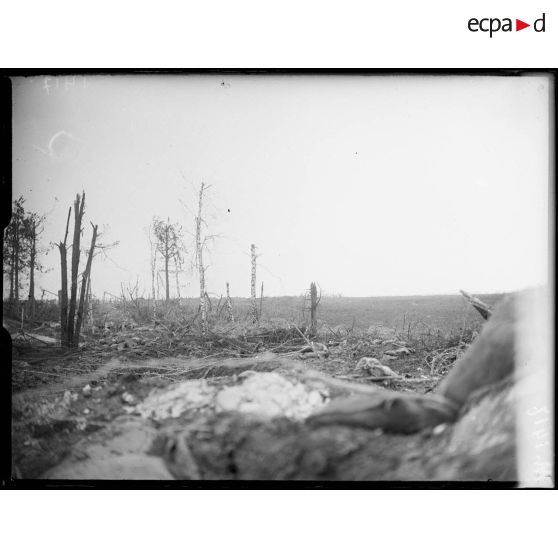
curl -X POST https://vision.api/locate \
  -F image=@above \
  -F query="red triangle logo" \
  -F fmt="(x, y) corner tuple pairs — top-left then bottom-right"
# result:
(516, 19), (530, 31)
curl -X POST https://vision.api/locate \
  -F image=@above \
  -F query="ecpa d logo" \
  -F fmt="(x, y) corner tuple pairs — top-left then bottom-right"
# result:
(468, 13), (546, 37)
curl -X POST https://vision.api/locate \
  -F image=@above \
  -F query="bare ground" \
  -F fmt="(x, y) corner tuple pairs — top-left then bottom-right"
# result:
(9, 316), (517, 482)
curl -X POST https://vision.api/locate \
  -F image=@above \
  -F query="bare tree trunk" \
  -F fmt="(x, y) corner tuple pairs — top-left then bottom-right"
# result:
(74, 223), (98, 345)
(14, 211), (19, 308)
(226, 282), (234, 323)
(8, 216), (15, 312)
(164, 224), (170, 302)
(250, 244), (258, 324)
(87, 276), (94, 331)
(9, 248), (14, 313)
(58, 207), (71, 346)
(27, 218), (36, 321)
(197, 233), (206, 333)
(120, 283), (127, 310)
(67, 193), (85, 344)
(174, 255), (181, 302)
(196, 183), (208, 334)
(149, 230), (157, 321)
(260, 282), (264, 322)
(310, 282), (318, 336)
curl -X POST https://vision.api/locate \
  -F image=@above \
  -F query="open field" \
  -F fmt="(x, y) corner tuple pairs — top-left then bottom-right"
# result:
(6, 291), (507, 332)
(87, 292), (507, 334)
(259, 293), (506, 331)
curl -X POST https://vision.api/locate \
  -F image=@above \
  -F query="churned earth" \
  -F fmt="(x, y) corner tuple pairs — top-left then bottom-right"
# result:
(9, 315), (519, 482)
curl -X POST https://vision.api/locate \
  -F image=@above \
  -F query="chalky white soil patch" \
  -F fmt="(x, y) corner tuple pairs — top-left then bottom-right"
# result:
(215, 372), (329, 420)
(135, 372), (329, 422)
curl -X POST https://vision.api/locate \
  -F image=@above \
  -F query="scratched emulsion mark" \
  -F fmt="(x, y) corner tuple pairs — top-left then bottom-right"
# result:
(42, 75), (87, 95)
(33, 130), (83, 165)
(32, 76), (88, 165)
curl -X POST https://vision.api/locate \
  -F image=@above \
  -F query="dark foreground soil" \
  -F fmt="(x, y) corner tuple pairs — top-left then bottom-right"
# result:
(9, 319), (518, 482)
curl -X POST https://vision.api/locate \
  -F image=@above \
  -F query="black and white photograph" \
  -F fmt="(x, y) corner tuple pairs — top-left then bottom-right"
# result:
(2, 72), (554, 486)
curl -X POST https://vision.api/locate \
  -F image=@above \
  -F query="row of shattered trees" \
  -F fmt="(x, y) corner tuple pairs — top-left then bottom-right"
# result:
(4, 188), (293, 348)
(3, 192), (178, 348)
(3, 193), (101, 347)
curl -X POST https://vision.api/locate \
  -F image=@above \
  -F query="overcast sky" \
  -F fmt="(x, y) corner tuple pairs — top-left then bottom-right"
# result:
(10, 74), (550, 299)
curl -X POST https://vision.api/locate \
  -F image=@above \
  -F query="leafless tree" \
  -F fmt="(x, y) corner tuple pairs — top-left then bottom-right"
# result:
(152, 217), (185, 302)
(195, 183), (211, 334)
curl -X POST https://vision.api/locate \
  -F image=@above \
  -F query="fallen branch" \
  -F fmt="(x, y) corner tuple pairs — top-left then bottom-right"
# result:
(20, 332), (58, 345)
(291, 323), (324, 360)
(460, 290), (492, 320)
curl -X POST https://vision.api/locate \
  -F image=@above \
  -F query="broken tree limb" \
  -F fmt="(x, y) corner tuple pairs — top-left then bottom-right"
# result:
(58, 206), (72, 346)
(291, 323), (325, 360)
(67, 193), (86, 344)
(460, 289), (492, 320)
(75, 223), (98, 343)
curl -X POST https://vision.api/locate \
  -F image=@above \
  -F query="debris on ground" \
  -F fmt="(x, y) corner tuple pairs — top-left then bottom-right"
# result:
(298, 342), (330, 360)
(354, 357), (400, 379)
(384, 347), (413, 357)
(10, 291), (530, 482)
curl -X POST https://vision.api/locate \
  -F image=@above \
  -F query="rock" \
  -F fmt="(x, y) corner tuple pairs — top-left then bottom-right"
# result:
(62, 390), (78, 406)
(121, 392), (135, 404)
